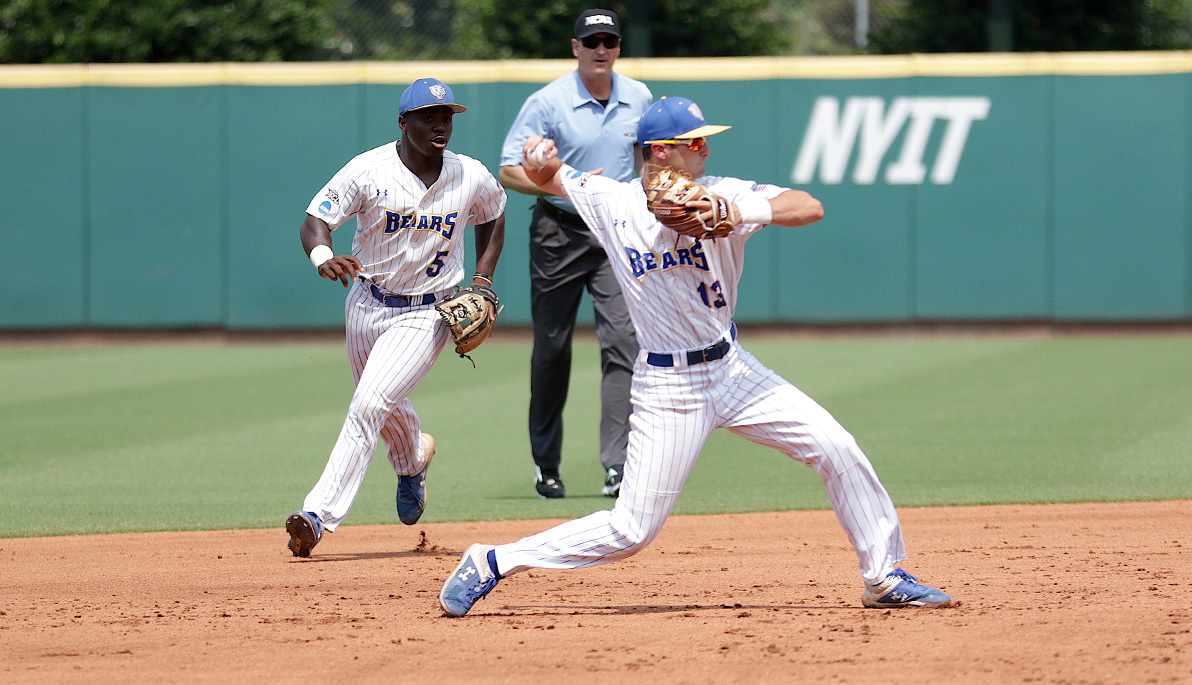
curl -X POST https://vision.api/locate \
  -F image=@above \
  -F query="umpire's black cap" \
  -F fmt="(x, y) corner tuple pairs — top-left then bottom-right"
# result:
(574, 9), (620, 38)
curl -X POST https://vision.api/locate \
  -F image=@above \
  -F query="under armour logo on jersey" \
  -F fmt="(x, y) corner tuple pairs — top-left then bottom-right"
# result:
(625, 241), (709, 279)
(375, 189), (389, 198)
(384, 209), (459, 241)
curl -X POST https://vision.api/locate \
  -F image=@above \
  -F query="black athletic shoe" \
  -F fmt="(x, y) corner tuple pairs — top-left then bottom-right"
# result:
(534, 467), (565, 499)
(602, 467), (623, 497)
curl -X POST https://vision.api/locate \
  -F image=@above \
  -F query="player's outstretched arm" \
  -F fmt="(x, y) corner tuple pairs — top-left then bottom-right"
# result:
(498, 165), (549, 197)
(766, 189), (825, 228)
(520, 136), (569, 199)
(300, 214), (362, 287)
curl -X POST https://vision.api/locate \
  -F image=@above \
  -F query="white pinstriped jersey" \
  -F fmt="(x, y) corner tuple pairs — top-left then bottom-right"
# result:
(307, 142), (506, 295)
(560, 170), (785, 353)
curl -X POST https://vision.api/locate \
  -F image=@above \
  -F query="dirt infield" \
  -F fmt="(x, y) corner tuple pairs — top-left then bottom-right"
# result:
(3, 501), (1189, 684)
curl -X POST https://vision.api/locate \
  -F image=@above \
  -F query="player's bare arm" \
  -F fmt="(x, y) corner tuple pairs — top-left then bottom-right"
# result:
(472, 214), (506, 286)
(765, 189), (824, 227)
(300, 214), (362, 287)
(520, 136), (569, 199)
(498, 165), (548, 197)
(512, 135), (610, 196)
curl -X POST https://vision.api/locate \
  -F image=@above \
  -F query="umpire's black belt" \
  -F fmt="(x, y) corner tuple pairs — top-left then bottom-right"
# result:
(646, 324), (738, 368)
(536, 198), (583, 224)
(364, 281), (436, 308)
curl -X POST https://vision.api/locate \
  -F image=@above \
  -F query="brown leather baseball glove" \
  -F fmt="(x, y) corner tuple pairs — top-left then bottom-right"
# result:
(435, 284), (501, 357)
(644, 168), (738, 239)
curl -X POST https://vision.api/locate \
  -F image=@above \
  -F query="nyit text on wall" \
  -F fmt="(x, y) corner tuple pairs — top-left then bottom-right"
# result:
(2, 53), (1190, 328)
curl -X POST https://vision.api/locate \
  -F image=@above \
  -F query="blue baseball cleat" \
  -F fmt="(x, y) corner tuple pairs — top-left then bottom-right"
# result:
(397, 433), (435, 525)
(439, 544), (501, 617)
(862, 568), (951, 608)
(286, 511), (323, 558)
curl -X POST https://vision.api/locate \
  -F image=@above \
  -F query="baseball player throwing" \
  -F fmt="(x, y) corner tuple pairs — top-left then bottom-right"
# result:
(439, 96), (949, 613)
(286, 78), (507, 557)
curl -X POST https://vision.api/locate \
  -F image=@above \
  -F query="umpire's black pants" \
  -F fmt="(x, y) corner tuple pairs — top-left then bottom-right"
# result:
(528, 199), (637, 477)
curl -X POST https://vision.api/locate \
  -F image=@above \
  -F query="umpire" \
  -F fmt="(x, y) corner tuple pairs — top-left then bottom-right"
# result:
(499, 9), (652, 499)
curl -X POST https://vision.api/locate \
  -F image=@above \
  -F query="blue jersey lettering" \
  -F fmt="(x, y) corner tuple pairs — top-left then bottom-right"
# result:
(384, 210), (402, 234)
(689, 241), (709, 270)
(381, 209), (462, 241)
(442, 211), (458, 240)
(626, 247), (645, 278)
(626, 243), (710, 280)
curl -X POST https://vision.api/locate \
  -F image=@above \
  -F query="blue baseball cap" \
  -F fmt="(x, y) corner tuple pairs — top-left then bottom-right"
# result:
(638, 96), (731, 147)
(399, 78), (468, 117)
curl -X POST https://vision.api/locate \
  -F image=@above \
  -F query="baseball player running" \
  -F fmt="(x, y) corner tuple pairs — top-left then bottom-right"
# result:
(439, 96), (949, 613)
(286, 78), (507, 558)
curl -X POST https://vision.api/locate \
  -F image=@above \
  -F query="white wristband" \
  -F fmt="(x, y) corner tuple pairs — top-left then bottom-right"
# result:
(309, 244), (334, 268)
(736, 195), (772, 225)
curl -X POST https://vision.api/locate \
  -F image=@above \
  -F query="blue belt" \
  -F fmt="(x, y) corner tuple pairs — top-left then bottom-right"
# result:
(646, 324), (737, 368)
(365, 282), (436, 308)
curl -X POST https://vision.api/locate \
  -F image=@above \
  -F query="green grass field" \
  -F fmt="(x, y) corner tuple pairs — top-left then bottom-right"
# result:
(2, 333), (1190, 538)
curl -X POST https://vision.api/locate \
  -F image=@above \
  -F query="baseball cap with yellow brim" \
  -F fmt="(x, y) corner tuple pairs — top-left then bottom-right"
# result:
(399, 78), (468, 117)
(638, 96), (731, 148)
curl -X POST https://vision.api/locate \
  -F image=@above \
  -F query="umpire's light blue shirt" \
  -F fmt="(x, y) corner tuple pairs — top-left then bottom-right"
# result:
(501, 71), (653, 214)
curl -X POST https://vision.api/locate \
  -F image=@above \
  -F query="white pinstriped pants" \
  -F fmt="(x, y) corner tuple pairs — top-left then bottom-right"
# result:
(496, 343), (907, 586)
(302, 282), (450, 531)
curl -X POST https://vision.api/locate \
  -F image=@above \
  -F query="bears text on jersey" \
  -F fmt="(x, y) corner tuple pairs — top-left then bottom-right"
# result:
(625, 240), (710, 279)
(384, 209), (460, 241)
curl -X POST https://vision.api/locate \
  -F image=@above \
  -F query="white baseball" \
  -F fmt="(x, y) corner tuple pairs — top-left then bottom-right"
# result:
(526, 141), (550, 168)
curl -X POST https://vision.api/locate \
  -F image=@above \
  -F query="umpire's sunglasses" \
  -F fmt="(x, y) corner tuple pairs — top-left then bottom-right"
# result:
(645, 137), (707, 152)
(581, 35), (621, 49)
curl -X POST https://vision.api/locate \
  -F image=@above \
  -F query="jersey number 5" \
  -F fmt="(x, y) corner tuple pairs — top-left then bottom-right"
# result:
(697, 280), (727, 309)
(426, 250), (449, 277)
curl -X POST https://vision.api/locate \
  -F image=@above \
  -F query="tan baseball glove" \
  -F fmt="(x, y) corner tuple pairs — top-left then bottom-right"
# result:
(644, 168), (739, 239)
(435, 284), (501, 357)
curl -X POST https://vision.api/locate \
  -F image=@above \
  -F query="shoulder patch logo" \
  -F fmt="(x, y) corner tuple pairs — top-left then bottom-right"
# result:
(318, 200), (332, 215)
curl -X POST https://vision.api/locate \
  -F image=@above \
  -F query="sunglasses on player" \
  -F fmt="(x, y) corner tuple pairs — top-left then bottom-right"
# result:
(581, 35), (621, 49)
(646, 137), (707, 151)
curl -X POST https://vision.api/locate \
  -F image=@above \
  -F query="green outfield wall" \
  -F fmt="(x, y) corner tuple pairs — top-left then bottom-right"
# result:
(2, 54), (1190, 329)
